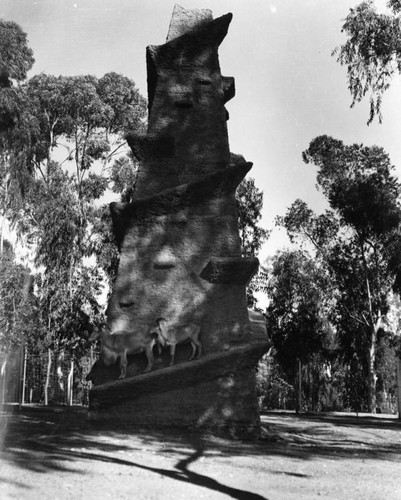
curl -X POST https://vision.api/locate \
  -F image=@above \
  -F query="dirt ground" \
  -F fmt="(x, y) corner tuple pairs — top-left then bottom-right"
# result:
(1, 405), (401, 500)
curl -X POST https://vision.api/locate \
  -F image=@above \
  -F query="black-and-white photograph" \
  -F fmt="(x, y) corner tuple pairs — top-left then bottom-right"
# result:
(1, 1), (401, 498)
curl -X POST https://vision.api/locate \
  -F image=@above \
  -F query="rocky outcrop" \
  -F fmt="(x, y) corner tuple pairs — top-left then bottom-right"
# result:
(88, 5), (270, 439)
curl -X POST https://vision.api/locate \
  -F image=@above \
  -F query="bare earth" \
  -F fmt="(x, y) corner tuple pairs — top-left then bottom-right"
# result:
(1, 405), (400, 500)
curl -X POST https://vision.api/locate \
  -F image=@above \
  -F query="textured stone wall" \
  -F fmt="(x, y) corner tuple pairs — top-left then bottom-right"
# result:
(106, 6), (257, 355)
(89, 341), (266, 438)
(89, 5), (269, 438)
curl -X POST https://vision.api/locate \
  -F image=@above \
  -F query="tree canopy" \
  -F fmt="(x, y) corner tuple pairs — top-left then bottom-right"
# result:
(266, 250), (335, 368)
(0, 18), (147, 354)
(235, 177), (270, 307)
(279, 135), (401, 412)
(0, 19), (34, 87)
(236, 176), (270, 257)
(334, 0), (401, 123)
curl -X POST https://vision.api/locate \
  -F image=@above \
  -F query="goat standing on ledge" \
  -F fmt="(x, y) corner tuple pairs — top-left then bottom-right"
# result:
(152, 317), (202, 366)
(89, 324), (158, 379)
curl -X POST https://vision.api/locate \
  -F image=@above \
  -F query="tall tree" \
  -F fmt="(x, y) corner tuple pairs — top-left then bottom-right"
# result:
(0, 70), (147, 351)
(280, 135), (401, 412)
(26, 74), (145, 350)
(23, 73), (146, 184)
(0, 241), (40, 354)
(236, 177), (270, 257)
(333, 0), (401, 123)
(266, 249), (338, 410)
(266, 250), (334, 367)
(235, 177), (270, 308)
(0, 19), (34, 252)
(0, 19), (34, 87)
(89, 153), (139, 294)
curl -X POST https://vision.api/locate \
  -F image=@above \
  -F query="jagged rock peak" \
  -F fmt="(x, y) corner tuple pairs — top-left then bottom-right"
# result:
(166, 4), (213, 41)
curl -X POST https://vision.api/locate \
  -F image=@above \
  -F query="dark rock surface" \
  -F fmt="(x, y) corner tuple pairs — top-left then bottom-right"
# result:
(89, 5), (269, 438)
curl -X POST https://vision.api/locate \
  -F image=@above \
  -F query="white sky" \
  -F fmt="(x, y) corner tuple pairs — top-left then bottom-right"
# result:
(2, 0), (401, 264)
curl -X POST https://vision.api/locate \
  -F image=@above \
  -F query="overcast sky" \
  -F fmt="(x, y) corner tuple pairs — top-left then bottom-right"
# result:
(2, 0), (401, 263)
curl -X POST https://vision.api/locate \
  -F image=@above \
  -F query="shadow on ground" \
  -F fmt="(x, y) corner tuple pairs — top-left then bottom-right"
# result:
(259, 411), (401, 461)
(1, 405), (401, 499)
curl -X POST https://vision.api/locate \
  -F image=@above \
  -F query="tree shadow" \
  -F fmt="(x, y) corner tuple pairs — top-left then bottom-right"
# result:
(2, 405), (401, 498)
(0, 475), (32, 490)
(289, 411), (401, 431)
(173, 437), (267, 500)
(1, 405), (269, 500)
(257, 411), (401, 461)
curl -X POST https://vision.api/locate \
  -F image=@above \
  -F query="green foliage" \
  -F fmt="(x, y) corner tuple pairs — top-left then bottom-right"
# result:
(0, 19), (34, 87)
(333, 1), (401, 123)
(279, 135), (401, 411)
(97, 72), (147, 135)
(0, 242), (42, 353)
(257, 353), (295, 410)
(0, 72), (146, 187)
(236, 177), (270, 257)
(257, 349), (348, 412)
(246, 266), (269, 308)
(235, 176), (270, 307)
(0, 37), (147, 351)
(278, 199), (339, 254)
(388, 0), (401, 13)
(375, 328), (398, 407)
(0, 87), (22, 135)
(301, 135), (401, 294)
(80, 172), (109, 203)
(266, 250), (336, 376)
(88, 205), (120, 292)
(36, 267), (103, 353)
(0, 19), (34, 176)
(110, 154), (139, 203)
(9, 163), (106, 352)
(303, 136), (401, 237)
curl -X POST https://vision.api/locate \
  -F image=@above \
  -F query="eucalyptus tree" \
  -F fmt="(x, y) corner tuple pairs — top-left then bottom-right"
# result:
(333, 0), (401, 124)
(0, 241), (40, 355)
(18, 73), (147, 350)
(0, 18), (34, 88)
(236, 177), (270, 308)
(280, 135), (401, 412)
(0, 59), (147, 350)
(0, 19), (35, 253)
(265, 249), (338, 410)
(236, 177), (270, 257)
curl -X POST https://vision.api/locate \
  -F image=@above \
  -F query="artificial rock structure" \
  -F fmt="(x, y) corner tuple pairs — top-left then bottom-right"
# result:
(89, 5), (270, 438)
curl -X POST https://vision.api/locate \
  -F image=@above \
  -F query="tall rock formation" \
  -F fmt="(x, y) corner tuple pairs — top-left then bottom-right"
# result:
(89, 5), (270, 439)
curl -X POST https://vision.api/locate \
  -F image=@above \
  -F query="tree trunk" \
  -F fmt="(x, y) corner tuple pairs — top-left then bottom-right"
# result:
(397, 358), (401, 420)
(307, 362), (312, 411)
(44, 348), (52, 405)
(55, 348), (66, 404)
(297, 358), (302, 414)
(367, 325), (378, 413)
(359, 242), (379, 414)
(67, 357), (74, 406)
(0, 172), (10, 256)
(20, 345), (27, 407)
(0, 213), (5, 255)
(1, 354), (7, 405)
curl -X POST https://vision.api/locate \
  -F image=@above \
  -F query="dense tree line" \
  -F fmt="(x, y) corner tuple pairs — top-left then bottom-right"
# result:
(0, 19), (268, 387)
(0, 20), (147, 368)
(263, 136), (401, 413)
(260, 0), (401, 413)
(1, 8), (400, 413)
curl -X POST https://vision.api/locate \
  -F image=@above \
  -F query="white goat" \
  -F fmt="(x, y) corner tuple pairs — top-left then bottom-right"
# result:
(152, 317), (201, 366)
(89, 324), (158, 379)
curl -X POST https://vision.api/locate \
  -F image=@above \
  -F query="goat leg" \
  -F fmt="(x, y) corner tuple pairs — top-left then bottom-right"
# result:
(169, 344), (176, 366)
(119, 352), (127, 379)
